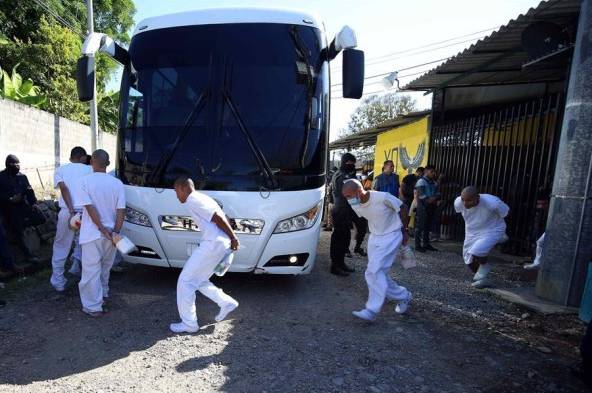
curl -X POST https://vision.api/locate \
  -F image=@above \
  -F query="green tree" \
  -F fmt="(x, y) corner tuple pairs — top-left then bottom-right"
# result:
(340, 93), (417, 138)
(0, 0), (135, 131)
(97, 90), (120, 134)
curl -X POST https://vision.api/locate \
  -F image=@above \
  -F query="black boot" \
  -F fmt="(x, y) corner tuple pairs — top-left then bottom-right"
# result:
(354, 247), (367, 257)
(330, 265), (350, 276)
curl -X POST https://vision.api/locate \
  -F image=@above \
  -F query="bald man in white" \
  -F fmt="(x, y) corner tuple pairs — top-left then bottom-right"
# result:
(342, 179), (412, 321)
(170, 177), (240, 333)
(78, 150), (126, 316)
(454, 186), (509, 288)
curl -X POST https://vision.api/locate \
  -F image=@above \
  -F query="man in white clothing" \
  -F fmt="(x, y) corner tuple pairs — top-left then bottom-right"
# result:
(454, 186), (509, 289)
(78, 150), (126, 316)
(50, 147), (92, 292)
(170, 177), (240, 333)
(342, 179), (412, 322)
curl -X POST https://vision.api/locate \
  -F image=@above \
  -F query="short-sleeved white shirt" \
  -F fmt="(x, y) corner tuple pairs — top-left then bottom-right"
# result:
(351, 191), (403, 235)
(53, 163), (92, 209)
(78, 172), (126, 245)
(185, 191), (225, 241)
(454, 194), (509, 236)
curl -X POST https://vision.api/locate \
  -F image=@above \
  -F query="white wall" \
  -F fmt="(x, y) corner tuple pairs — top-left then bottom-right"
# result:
(0, 98), (117, 198)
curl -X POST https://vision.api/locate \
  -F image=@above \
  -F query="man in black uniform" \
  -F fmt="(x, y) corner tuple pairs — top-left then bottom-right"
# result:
(0, 155), (40, 263)
(329, 153), (357, 276)
(401, 166), (424, 208)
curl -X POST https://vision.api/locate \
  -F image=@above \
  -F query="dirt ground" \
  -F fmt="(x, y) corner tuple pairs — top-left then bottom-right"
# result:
(0, 232), (588, 393)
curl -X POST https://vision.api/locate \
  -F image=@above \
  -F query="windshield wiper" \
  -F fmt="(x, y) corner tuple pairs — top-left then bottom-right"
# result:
(221, 64), (279, 191)
(148, 90), (210, 185)
(290, 26), (315, 169)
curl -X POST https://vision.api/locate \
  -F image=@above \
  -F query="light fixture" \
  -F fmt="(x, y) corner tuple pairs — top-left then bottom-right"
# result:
(382, 71), (400, 91)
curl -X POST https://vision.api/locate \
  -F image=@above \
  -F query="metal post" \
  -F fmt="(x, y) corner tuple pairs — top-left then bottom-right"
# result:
(86, 0), (99, 151)
(536, 0), (592, 306)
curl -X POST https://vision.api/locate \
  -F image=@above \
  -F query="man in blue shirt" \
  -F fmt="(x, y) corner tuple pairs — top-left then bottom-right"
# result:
(373, 160), (400, 198)
(414, 165), (440, 252)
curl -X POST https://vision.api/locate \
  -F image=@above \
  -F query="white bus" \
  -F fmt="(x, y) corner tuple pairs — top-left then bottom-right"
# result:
(76, 8), (364, 274)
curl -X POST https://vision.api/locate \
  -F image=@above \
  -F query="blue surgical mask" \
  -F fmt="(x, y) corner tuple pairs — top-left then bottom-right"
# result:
(347, 197), (360, 206)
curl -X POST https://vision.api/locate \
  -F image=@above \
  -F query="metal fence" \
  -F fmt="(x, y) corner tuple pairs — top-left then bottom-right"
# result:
(430, 93), (564, 254)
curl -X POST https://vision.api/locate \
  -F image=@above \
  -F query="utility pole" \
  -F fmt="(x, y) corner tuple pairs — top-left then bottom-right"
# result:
(86, 0), (99, 151)
(536, 0), (592, 307)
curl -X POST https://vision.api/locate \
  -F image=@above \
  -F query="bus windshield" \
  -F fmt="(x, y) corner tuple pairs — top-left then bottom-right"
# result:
(118, 23), (329, 191)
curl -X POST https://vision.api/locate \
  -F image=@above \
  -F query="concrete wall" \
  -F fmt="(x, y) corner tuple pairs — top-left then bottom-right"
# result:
(0, 98), (117, 198)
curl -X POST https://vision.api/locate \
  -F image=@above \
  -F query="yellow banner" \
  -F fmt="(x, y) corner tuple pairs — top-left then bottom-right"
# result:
(373, 116), (430, 178)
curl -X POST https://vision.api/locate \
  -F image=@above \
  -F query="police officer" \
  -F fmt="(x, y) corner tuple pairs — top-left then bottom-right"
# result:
(329, 153), (357, 276)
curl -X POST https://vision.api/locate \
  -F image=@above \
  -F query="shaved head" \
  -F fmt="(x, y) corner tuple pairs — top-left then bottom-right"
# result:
(174, 177), (195, 203)
(91, 149), (109, 167)
(174, 177), (195, 189)
(342, 178), (368, 203)
(461, 186), (478, 198)
(342, 179), (362, 193)
(90, 149), (110, 172)
(461, 186), (480, 209)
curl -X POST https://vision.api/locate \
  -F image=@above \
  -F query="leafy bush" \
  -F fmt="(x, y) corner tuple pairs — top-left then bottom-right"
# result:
(0, 64), (46, 107)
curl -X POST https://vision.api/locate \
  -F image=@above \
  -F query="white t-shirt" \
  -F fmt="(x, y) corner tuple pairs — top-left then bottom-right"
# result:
(454, 194), (509, 236)
(185, 191), (226, 242)
(53, 163), (92, 209)
(351, 191), (403, 235)
(78, 172), (126, 245)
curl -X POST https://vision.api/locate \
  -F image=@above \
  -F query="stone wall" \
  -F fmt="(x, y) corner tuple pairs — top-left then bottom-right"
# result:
(0, 98), (117, 198)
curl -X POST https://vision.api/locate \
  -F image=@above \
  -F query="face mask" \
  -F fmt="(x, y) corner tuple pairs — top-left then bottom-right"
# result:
(6, 165), (19, 175)
(347, 197), (360, 206)
(344, 163), (355, 173)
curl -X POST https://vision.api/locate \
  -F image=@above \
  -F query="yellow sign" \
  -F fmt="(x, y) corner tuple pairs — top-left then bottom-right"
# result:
(373, 116), (430, 178)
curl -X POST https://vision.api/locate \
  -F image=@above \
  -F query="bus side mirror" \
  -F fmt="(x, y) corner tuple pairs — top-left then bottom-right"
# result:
(342, 49), (364, 99)
(76, 55), (95, 102)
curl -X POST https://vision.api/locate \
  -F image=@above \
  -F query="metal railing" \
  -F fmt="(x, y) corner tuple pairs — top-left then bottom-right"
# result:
(430, 93), (564, 254)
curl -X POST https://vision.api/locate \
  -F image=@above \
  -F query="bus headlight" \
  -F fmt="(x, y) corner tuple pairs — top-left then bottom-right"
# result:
(273, 202), (322, 234)
(125, 207), (152, 227)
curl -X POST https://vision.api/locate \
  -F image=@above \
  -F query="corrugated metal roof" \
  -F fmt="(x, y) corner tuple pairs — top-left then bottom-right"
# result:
(403, 0), (580, 91)
(329, 110), (431, 150)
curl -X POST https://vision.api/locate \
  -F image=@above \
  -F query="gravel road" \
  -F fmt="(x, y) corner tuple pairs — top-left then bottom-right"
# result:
(0, 232), (587, 392)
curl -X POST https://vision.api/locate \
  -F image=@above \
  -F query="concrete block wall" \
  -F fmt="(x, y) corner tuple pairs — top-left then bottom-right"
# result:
(0, 98), (117, 198)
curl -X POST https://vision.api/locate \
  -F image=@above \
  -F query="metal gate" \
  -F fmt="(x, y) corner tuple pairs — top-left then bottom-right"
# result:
(429, 93), (564, 254)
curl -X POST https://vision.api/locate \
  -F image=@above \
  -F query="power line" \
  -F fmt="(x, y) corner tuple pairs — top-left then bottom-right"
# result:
(331, 56), (451, 88)
(330, 26), (497, 76)
(331, 69), (435, 94)
(365, 35), (487, 66)
(365, 26), (497, 62)
(30, 0), (85, 38)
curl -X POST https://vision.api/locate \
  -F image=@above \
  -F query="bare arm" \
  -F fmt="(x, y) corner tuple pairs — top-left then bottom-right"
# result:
(114, 208), (125, 233)
(211, 212), (240, 250)
(58, 182), (75, 214)
(399, 204), (410, 245)
(85, 204), (112, 241)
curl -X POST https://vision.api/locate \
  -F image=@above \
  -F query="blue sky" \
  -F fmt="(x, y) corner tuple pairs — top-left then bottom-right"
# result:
(115, 0), (543, 140)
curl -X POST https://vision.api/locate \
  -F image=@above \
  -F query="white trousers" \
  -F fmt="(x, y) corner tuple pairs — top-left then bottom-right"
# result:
(70, 241), (121, 273)
(365, 231), (409, 314)
(463, 231), (505, 264)
(177, 236), (236, 329)
(50, 209), (77, 289)
(79, 238), (117, 312)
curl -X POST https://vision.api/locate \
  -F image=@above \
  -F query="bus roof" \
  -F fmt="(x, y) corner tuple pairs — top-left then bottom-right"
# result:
(133, 7), (324, 36)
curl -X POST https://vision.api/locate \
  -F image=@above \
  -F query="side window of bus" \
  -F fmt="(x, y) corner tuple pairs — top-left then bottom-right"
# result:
(126, 87), (144, 129)
(125, 87), (145, 154)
